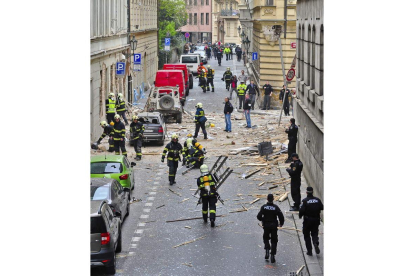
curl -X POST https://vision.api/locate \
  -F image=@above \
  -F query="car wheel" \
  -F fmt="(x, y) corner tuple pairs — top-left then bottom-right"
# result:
(176, 113), (182, 124)
(126, 200), (130, 216)
(115, 228), (122, 253)
(189, 75), (193, 89)
(105, 252), (116, 275)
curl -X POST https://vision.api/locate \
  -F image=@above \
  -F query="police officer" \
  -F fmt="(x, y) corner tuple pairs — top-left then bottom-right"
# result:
(279, 85), (291, 116)
(106, 93), (116, 125)
(286, 153), (303, 211)
(222, 67), (233, 91)
(194, 103), (208, 139)
(96, 121), (114, 152)
(285, 118), (298, 162)
(237, 80), (247, 110)
(299, 187), (324, 256)
(113, 114), (127, 157)
(257, 194), (284, 263)
(116, 93), (128, 125)
(161, 133), (183, 185)
(206, 65), (215, 92)
(197, 164), (217, 227)
(130, 116), (145, 160)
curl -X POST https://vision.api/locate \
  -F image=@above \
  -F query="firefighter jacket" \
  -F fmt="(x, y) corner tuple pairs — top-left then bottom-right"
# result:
(237, 83), (247, 96)
(162, 142), (183, 162)
(98, 125), (114, 143)
(194, 108), (206, 124)
(113, 121), (126, 141)
(223, 70), (232, 80)
(197, 173), (217, 197)
(130, 122), (145, 140)
(206, 68), (215, 79)
(106, 98), (116, 114)
(116, 98), (126, 112)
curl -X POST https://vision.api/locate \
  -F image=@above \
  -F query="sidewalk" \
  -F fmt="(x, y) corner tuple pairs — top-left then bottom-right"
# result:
(279, 161), (324, 276)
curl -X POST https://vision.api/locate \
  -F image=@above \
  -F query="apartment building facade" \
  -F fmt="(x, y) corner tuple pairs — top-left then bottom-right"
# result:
(181, 0), (213, 43)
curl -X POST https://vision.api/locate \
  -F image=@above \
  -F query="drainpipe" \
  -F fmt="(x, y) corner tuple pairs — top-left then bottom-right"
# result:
(284, 0), (287, 39)
(127, 0), (131, 43)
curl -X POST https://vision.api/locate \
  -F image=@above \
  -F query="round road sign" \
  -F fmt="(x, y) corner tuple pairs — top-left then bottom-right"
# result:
(185, 32), (190, 38)
(286, 68), (296, 82)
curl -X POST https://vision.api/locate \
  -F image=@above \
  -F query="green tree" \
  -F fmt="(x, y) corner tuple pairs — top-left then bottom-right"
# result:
(158, 0), (187, 48)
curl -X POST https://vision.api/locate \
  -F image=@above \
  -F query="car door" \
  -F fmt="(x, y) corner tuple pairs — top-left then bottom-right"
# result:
(105, 206), (119, 249)
(115, 180), (128, 219)
(110, 182), (121, 217)
(123, 157), (134, 189)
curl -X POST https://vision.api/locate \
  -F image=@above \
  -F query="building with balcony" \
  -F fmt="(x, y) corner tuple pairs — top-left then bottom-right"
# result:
(181, 0), (213, 43)
(212, 0), (242, 45)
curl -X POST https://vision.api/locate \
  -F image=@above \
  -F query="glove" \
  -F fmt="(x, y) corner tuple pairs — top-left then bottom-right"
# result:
(202, 148), (207, 154)
(161, 158), (165, 163)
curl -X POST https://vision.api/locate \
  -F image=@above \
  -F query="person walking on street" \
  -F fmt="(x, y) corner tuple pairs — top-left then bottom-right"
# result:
(213, 46), (218, 59)
(285, 118), (298, 162)
(222, 67), (233, 91)
(217, 49), (222, 66)
(161, 133), (183, 185)
(194, 102), (208, 139)
(106, 93), (116, 125)
(206, 65), (215, 92)
(237, 80), (247, 110)
(229, 75), (238, 100)
(299, 187), (324, 256)
(262, 81), (273, 110)
(224, 46), (230, 60)
(235, 46), (242, 61)
(279, 85), (291, 116)
(224, 97), (233, 132)
(197, 164), (218, 227)
(116, 93), (128, 126)
(286, 153), (303, 211)
(199, 69), (207, 93)
(96, 121), (114, 152)
(238, 70), (248, 84)
(113, 114), (127, 157)
(246, 80), (259, 110)
(130, 116), (145, 160)
(229, 46), (233, 60)
(257, 194), (285, 263)
(244, 94), (252, 128)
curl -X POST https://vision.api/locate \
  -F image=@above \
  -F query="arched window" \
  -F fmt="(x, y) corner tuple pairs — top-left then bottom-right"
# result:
(311, 25), (316, 90)
(320, 24), (324, 96)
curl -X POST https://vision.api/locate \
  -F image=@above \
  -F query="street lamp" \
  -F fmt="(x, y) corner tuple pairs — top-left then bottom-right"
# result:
(130, 35), (137, 53)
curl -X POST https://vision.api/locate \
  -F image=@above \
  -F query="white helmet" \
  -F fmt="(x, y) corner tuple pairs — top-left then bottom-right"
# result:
(200, 164), (209, 174)
(100, 121), (108, 127)
(114, 114), (121, 120)
(207, 65), (211, 68)
(186, 138), (193, 148)
(118, 93), (123, 99)
(196, 102), (203, 108)
(109, 93), (115, 98)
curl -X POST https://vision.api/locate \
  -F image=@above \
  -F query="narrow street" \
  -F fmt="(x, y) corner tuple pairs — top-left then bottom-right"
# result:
(91, 56), (312, 276)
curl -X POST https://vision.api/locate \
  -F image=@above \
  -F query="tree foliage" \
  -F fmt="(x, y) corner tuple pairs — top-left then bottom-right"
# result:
(158, 0), (188, 48)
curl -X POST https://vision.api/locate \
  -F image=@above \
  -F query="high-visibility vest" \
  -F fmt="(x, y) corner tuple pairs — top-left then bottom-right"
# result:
(107, 98), (116, 113)
(237, 84), (247, 95)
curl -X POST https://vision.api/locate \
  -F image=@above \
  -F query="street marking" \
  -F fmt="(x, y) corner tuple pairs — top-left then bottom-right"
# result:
(135, 229), (144, 234)
(132, 237), (141, 242)
(148, 197), (155, 201)
(140, 214), (149, 219)
(128, 252), (136, 255)
(145, 203), (153, 206)
(143, 208), (151, 212)
(130, 244), (137, 248)
(138, 222), (146, 227)
(149, 192), (157, 195)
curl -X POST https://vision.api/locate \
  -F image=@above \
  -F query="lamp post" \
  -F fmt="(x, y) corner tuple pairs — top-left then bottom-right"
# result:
(274, 25), (289, 127)
(238, 25), (241, 36)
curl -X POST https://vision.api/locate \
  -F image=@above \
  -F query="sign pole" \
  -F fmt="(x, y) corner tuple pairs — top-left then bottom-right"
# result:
(278, 37), (289, 127)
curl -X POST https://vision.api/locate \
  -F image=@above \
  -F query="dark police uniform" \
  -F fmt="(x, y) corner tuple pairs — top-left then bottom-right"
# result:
(279, 88), (291, 116)
(162, 141), (183, 185)
(285, 123), (298, 160)
(194, 107), (207, 139)
(299, 193), (324, 254)
(217, 51), (222, 65)
(286, 159), (303, 209)
(257, 202), (284, 256)
(97, 125), (115, 152)
(197, 174), (217, 223)
(130, 121), (145, 160)
(113, 120), (127, 156)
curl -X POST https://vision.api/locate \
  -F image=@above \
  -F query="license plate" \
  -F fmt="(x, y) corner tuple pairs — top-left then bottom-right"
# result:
(144, 130), (155, 133)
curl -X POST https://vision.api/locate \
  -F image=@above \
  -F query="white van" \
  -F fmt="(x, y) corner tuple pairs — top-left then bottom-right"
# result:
(180, 54), (201, 75)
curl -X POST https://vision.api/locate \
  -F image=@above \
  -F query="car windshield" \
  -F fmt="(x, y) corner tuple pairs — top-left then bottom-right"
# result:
(91, 186), (110, 200)
(182, 56), (198, 63)
(91, 162), (123, 174)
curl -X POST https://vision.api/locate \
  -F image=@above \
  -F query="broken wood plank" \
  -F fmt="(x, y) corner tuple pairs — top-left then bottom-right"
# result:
(169, 188), (181, 197)
(244, 169), (262, 179)
(278, 192), (289, 202)
(166, 215), (226, 223)
(284, 211), (299, 214)
(156, 204), (165, 209)
(229, 209), (248, 213)
(268, 185), (279, 190)
(278, 226), (302, 232)
(184, 226), (192, 229)
(179, 198), (190, 203)
(258, 181), (266, 187)
(250, 198), (260, 205)
(182, 263), (193, 267)
(241, 163), (268, 167)
(296, 265), (305, 275)
(173, 235), (207, 248)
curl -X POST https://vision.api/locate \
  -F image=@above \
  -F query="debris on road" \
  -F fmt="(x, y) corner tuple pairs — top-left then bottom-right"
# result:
(169, 188), (182, 197)
(184, 226), (192, 229)
(156, 204), (165, 209)
(173, 235), (207, 248)
(166, 215), (226, 223)
(244, 169), (262, 179)
(179, 198), (190, 203)
(182, 262), (193, 267)
(250, 198), (260, 205)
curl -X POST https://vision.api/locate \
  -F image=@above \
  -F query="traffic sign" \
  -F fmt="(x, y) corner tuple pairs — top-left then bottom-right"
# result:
(165, 37), (170, 51)
(252, 52), (258, 61)
(116, 62), (126, 77)
(286, 68), (296, 81)
(185, 32), (190, 38)
(291, 42), (296, 49)
(133, 53), (141, 64)
(133, 64), (141, 72)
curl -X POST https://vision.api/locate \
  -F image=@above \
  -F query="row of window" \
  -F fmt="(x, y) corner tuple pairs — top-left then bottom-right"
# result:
(131, 1), (157, 30)
(187, 0), (210, 5)
(188, 13), (209, 25)
(90, 0), (128, 38)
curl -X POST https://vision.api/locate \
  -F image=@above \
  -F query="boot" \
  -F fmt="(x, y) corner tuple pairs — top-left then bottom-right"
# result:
(270, 254), (275, 263)
(203, 214), (208, 223)
(265, 249), (270, 260)
(207, 87), (210, 91)
(134, 156), (140, 160)
(306, 251), (313, 256)
(212, 88), (214, 92)
(210, 221), (215, 227)
(314, 243), (320, 254)
(169, 181), (174, 185)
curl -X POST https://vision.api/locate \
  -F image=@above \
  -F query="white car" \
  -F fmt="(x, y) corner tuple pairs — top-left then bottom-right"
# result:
(193, 50), (208, 64)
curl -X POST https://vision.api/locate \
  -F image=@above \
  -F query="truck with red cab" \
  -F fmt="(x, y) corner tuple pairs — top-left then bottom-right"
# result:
(154, 70), (186, 105)
(162, 64), (193, 96)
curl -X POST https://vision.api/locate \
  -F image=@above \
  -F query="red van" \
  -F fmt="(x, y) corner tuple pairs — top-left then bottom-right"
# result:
(163, 64), (193, 96)
(154, 70), (186, 104)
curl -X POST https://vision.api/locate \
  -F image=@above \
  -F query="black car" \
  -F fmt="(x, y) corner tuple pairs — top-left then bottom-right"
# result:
(90, 200), (122, 275)
(129, 112), (166, 145)
(91, 178), (130, 223)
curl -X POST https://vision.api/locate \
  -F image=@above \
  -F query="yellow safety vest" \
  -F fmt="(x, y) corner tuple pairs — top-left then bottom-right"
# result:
(107, 98), (116, 113)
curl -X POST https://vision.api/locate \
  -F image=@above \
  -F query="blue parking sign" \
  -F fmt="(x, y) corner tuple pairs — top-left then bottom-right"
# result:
(252, 52), (258, 61)
(134, 53), (141, 64)
(116, 62), (126, 76)
(165, 38), (171, 46)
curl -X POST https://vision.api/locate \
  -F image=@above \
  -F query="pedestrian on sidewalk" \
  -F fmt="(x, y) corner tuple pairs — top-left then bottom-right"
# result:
(246, 80), (259, 110)
(197, 164), (218, 227)
(279, 85), (291, 116)
(230, 75), (238, 100)
(193, 102), (208, 139)
(238, 70), (249, 84)
(237, 80), (247, 110)
(116, 93), (128, 125)
(161, 133), (183, 185)
(113, 114), (127, 157)
(257, 194), (285, 263)
(224, 97), (233, 132)
(262, 81), (273, 110)
(229, 46), (233, 60)
(285, 118), (298, 162)
(286, 153), (303, 211)
(243, 94), (252, 128)
(299, 186), (324, 256)
(290, 88), (296, 115)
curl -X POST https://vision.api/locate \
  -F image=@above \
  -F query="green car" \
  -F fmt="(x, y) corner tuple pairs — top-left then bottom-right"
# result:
(91, 155), (136, 189)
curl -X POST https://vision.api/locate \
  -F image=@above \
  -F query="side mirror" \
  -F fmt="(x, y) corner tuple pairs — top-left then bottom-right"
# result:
(131, 162), (136, 167)
(123, 187), (130, 193)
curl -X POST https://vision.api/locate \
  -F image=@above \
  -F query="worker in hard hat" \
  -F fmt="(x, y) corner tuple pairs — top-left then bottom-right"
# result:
(106, 93), (116, 125)
(113, 114), (127, 157)
(182, 134), (194, 167)
(222, 67), (233, 91)
(194, 102), (208, 139)
(199, 69), (207, 93)
(116, 93), (128, 125)
(93, 121), (114, 152)
(197, 164), (218, 227)
(206, 65), (215, 92)
(197, 63), (207, 86)
(186, 139), (206, 168)
(130, 116), (145, 160)
(161, 133), (183, 185)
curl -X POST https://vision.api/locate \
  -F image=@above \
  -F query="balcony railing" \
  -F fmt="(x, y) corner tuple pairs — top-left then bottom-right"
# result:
(220, 9), (240, 16)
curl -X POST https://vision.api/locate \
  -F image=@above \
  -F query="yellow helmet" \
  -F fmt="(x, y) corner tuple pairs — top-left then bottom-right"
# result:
(194, 142), (200, 148)
(132, 115), (138, 120)
(196, 102), (203, 108)
(100, 121), (108, 127)
(187, 133), (193, 138)
(171, 133), (179, 139)
(110, 122), (115, 126)
(210, 123), (215, 127)
(114, 114), (121, 120)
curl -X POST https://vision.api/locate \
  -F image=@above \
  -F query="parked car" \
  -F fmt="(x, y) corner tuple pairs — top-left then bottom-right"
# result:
(163, 64), (193, 95)
(91, 178), (130, 223)
(90, 200), (122, 275)
(193, 50), (207, 64)
(180, 54), (201, 75)
(130, 112), (166, 144)
(154, 70), (186, 105)
(90, 155), (136, 189)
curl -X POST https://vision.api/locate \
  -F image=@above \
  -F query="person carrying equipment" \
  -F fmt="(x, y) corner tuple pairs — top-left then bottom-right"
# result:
(186, 139), (206, 168)
(130, 116), (145, 160)
(94, 121), (114, 152)
(197, 164), (218, 227)
(161, 133), (183, 185)
(206, 65), (215, 92)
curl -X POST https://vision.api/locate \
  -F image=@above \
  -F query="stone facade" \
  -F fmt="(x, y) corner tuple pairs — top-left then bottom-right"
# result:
(181, 0), (213, 43)
(294, 0), (324, 200)
(212, 0), (242, 45)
